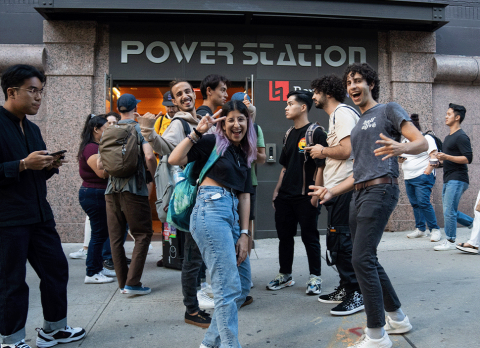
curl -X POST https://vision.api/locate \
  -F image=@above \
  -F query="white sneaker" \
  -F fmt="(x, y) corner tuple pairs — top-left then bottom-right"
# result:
(201, 282), (214, 298)
(306, 275), (322, 295)
(85, 273), (114, 284)
(407, 229), (426, 239)
(430, 228), (442, 242)
(351, 332), (392, 348)
(434, 239), (456, 251)
(384, 315), (412, 334)
(101, 267), (116, 277)
(69, 248), (87, 259)
(197, 289), (215, 309)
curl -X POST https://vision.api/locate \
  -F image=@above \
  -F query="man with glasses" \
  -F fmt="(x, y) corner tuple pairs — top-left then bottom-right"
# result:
(0, 64), (85, 348)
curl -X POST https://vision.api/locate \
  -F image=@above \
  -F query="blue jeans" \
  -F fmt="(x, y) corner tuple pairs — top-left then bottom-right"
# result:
(442, 180), (473, 241)
(190, 186), (251, 348)
(405, 174), (439, 231)
(79, 187), (109, 277)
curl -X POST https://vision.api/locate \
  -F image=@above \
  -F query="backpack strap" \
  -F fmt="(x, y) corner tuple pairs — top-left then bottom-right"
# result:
(171, 117), (191, 137)
(198, 146), (220, 185)
(305, 122), (323, 147)
(283, 126), (295, 148)
(332, 105), (360, 127)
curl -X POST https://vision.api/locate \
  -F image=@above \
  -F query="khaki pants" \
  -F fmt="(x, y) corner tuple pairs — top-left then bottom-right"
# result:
(105, 192), (153, 289)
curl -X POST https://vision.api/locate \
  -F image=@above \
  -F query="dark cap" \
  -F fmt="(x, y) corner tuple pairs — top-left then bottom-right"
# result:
(162, 91), (174, 106)
(117, 93), (141, 113)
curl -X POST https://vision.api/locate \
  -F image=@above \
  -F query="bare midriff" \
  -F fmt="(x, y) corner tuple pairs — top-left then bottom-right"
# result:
(200, 176), (228, 189)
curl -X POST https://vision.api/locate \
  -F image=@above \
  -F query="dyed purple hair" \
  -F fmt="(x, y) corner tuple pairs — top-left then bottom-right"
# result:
(214, 100), (257, 167)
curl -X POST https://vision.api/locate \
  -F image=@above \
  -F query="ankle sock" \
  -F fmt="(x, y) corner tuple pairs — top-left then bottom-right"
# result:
(386, 307), (405, 322)
(365, 327), (385, 339)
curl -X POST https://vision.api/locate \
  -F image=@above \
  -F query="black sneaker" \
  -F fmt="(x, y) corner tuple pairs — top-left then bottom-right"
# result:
(126, 257), (132, 265)
(241, 295), (253, 308)
(185, 310), (211, 328)
(330, 291), (365, 316)
(318, 286), (346, 303)
(36, 326), (86, 347)
(103, 259), (114, 270)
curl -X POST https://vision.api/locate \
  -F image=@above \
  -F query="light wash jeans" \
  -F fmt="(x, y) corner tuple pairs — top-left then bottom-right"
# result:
(190, 186), (251, 348)
(442, 180), (473, 241)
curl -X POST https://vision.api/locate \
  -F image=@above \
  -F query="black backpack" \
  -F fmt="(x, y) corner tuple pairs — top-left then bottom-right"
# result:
(423, 130), (443, 152)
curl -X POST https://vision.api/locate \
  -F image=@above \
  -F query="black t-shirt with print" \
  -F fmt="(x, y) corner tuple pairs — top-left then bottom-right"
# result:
(187, 134), (254, 194)
(278, 123), (327, 200)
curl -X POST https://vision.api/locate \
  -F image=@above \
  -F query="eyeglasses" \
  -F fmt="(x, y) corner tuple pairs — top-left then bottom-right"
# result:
(12, 87), (44, 97)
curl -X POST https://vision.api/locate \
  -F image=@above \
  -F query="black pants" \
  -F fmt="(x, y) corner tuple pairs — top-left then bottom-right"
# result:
(350, 184), (402, 328)
(0, 219), (69, 344)
(274, 196), (321, 276)
(324, 191), (360, 295)
(182, 232), (204, 314)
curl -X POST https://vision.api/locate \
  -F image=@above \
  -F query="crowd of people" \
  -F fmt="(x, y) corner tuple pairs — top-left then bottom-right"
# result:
(0, 62), (477, 348)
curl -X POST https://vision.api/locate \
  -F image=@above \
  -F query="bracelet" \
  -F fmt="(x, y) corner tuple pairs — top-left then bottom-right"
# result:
(193, 128), (203, 138)
(22, 159), (27, 170)
(190, 131), (200, 142)
(187, 134), (197, 144)
(240, 229), (249, 235)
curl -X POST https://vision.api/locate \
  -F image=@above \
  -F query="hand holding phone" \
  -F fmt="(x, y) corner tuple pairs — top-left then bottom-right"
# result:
(47, 150), (67, 157)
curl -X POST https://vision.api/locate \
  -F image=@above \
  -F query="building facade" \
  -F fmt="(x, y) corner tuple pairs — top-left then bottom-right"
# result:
(1, 0), (479, 241)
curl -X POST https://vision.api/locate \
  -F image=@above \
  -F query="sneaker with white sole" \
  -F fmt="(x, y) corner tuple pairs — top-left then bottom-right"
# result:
(430, 228), (442, 242)
(306, 275), (322, 295)
(266, 273), (295, 290)
(384, 315), (412, 334)
(68, 248), (87, 259)
(434, 239), (456, 251)
(124, 285), (151, 295)
(407, 228), (427, 239)
(318, 286), (346, 303)
(1, 340), (32, 348)
(36, 326), (86, 348)
(197, 289), (215, 309)
(200, 282), (214, 298)
(101, 267), (116, 277)
(84, 272), (114, 284)
(330, 291), (364, 316)
(351, 332), (392, 348)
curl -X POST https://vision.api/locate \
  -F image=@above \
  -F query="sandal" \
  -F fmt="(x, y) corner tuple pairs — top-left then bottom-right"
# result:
(456, 243), (479, 254)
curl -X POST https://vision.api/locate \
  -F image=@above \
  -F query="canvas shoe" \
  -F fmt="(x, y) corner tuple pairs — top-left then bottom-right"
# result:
(306, 275), (322, 295)
(384, 315), (412, 334)
(36, 326), (86, 348)
(84, 272), (114, 284)
(318, 286), (346, 303)
(430, 228), (442, 242)
(101, 267), (116, 277)
(330, 291), (364, 316)
(266, 273), (295, 290)
(68, 248), (87, 259)
(1, 340), (31, 348)
(407, 228), (427, 239)
(434, 239), (456, 251)
(185, 310), (211, 328)
(351, 332), (392, 348)
(197, 289), (215, 309)
(124, 285), (151, 295)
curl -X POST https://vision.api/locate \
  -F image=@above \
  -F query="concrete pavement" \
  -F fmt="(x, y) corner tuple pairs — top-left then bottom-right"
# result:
(23, 227), (479, 348)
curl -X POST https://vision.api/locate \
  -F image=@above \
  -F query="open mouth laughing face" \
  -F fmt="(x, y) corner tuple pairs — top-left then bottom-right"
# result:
(171, 81), (196, 112)
(223, 110), (248, 145)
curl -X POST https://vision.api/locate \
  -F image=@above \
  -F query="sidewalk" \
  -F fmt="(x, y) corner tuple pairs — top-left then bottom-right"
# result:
(23, 227), (479, 348)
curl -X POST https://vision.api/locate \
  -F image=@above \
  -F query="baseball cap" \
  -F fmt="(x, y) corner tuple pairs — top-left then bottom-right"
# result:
(231, 92), (251, 102)
(162, 91), (174, 106)
(117, 93), (141, 112)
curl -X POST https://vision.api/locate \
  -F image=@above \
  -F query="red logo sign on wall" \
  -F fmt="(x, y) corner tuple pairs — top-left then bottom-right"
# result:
(269, 81), (289, 101)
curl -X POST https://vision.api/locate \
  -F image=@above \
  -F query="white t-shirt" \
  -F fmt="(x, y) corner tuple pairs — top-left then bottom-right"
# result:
(401, 134), (437, 180)
(324, 104), (359, 189)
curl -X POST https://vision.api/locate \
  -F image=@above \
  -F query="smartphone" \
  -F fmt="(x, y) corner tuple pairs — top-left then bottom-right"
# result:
(47, 150), (67, 156)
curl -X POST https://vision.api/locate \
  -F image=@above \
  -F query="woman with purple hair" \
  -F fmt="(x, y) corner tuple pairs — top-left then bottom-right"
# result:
(169, 100), (256, 348)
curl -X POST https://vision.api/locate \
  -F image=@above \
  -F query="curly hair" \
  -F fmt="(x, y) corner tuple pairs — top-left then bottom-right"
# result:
(310, 74), (346, 103)
(342, 63), (380, 101)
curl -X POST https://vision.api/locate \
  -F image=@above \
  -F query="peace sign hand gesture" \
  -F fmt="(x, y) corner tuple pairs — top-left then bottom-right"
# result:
(196, 110), (225, 134)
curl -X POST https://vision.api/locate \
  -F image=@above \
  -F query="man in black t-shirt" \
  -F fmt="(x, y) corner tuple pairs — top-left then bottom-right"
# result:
(434, 103), (473, 251)
(196, 74), (229, 117)
(267, 90), (327, 296)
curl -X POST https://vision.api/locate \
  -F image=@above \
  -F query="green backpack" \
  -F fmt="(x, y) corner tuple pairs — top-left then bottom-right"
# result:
(167, 146), (220, 231)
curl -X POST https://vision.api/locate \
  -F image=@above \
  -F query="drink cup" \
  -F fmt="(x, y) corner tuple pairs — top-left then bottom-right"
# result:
(429, 158), (439, 166)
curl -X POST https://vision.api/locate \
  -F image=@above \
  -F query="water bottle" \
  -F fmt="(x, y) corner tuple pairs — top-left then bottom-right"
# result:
(173, 168), (185, 183)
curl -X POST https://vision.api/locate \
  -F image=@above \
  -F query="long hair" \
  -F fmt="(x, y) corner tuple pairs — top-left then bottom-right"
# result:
(410, 113), (421, 131)
(77, 114), (107, 161)
(214, 100), (257, 167)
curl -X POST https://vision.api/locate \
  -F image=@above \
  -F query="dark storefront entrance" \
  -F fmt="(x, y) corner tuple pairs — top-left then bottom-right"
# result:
(108, 24), (378, 238)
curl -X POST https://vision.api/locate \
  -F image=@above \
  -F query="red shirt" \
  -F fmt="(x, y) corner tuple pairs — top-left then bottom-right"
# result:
(79, 143), (107, 189)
